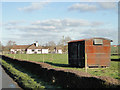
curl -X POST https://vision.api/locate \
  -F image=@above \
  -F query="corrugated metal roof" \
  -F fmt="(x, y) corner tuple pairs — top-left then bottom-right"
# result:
(68, 37), (112, 43)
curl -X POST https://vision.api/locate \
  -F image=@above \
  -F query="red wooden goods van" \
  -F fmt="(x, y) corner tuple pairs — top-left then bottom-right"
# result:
(68, 38), (112, 67)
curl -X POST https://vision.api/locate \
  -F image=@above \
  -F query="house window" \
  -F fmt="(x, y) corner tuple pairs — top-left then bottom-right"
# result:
(38, 49), (41, 52)
(32, 49), (34, 52)
(93, 39), (103, 45)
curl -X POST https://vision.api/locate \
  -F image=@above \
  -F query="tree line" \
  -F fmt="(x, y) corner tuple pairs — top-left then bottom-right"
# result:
(0, 36), (72, 53)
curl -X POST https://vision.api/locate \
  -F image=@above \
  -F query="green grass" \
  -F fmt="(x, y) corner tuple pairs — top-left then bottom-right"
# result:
(1, 59), (45, 89)
(1, 58), (61, 89)
(5, 54), (68, 64)
(4, 54), (120, 80)
(111, 55), (120, 59)
(87, 61), (120, 79)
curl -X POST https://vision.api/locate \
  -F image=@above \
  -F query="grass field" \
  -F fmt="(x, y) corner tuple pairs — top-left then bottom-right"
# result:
(1, 59), (45, 89)
(1, 58), (61, 89)
(111, 55), (120, 59)
(4, 54), (120, 80)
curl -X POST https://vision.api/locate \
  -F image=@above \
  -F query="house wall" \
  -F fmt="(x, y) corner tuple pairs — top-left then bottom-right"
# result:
(11, 48), (49, 54)
(10, 49), (25, 54)
(57, 49), (62, 54)
(26, 49), (42, 54)
(54, 49), (62, 54)
(26, 49), (34, 54)
(42, 49), (48, 54)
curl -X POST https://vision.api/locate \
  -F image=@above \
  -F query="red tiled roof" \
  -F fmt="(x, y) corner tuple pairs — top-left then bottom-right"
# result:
(11, 45), (29, 49)
(11, 44), (43, 49)
(27, 44), (42, 49)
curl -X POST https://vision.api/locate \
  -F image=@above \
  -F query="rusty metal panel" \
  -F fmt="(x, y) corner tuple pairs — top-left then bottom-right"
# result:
(85, 38), (111, 67)
(103, 40), (110, 45)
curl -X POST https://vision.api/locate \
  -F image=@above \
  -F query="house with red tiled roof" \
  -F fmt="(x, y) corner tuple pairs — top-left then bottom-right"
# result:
(10, 41), (49, 54)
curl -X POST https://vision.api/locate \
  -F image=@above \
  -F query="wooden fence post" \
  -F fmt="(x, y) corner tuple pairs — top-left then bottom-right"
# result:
(52, 54), (53, 61)
(27, 54), (28, 60)
(20, 53), (21, 59)
(85, 53), (88, 72)
(14, 53), (15, 59)
(43, 54), (44, 63)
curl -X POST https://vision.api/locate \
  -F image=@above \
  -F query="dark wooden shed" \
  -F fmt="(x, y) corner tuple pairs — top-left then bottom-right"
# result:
(68, 38), (112, 68)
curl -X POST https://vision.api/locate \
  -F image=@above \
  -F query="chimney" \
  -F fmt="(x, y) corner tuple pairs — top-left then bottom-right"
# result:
(35, 41), (38, 47)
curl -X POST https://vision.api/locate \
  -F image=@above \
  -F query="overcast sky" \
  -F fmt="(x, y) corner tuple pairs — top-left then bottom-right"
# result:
(1, 2), (118, 45)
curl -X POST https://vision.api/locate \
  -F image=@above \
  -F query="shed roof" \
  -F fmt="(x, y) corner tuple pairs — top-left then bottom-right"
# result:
(68, 37), (113, 43)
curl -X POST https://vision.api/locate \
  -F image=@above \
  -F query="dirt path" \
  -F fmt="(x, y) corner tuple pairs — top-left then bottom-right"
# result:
(0, 65), (22, 89)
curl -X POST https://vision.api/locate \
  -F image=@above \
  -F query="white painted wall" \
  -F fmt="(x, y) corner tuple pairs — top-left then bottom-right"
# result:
(10, 49), (17, 54)
(26, 49), (42, 54)
(58, 49), (62, 54)
(42, 49), (48, 54)
(10, 49), (14, 52)
(26, 49), (31, 54)
(10, 49), (23, 54)
(55, 49), (62, 54)
(36, 49), (42, 54)
(11, 49), (48, 54)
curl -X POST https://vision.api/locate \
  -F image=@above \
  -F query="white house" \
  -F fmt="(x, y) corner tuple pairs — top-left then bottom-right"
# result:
(54, 47), (62, 54)
(10, 41), (49, 54)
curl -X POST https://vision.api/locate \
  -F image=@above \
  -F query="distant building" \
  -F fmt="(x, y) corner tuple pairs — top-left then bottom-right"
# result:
(111, 45), (119, 55)
(113, 45), (117, 47)
(10, 41), (49, 54)
(54, 47), (62, 54)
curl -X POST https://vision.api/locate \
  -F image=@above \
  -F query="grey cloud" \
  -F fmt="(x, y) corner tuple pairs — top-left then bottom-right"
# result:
(68, 3), (97, 12)
(68, 2), (117, 12)
(32, 18), (97, 28)
(18, 2), (49, 12)
(81, 28), (118, 43)
(5, 25), (56, 31)
(98, 2), (117, 9)
(5, 20), (26, 25)
(91, 21), (104, 27)
(4, 19), (104, 32)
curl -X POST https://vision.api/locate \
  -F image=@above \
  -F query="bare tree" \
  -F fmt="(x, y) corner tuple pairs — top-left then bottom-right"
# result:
(4, 40), (16, 51)
(58, 36), (72, 46)
(47, 41), (56, 51)
(58, 36), (65, 46)
(47, 41), (56, 46)
(57, 36), (72, 53)
(64, 36), (72, 45)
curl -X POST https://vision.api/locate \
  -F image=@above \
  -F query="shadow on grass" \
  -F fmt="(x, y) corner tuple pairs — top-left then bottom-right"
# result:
(45, 62), (82, 68)
(1, 58), (61, 89)
(111, 59), (120, 62)
(45, 62), (69, 67)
